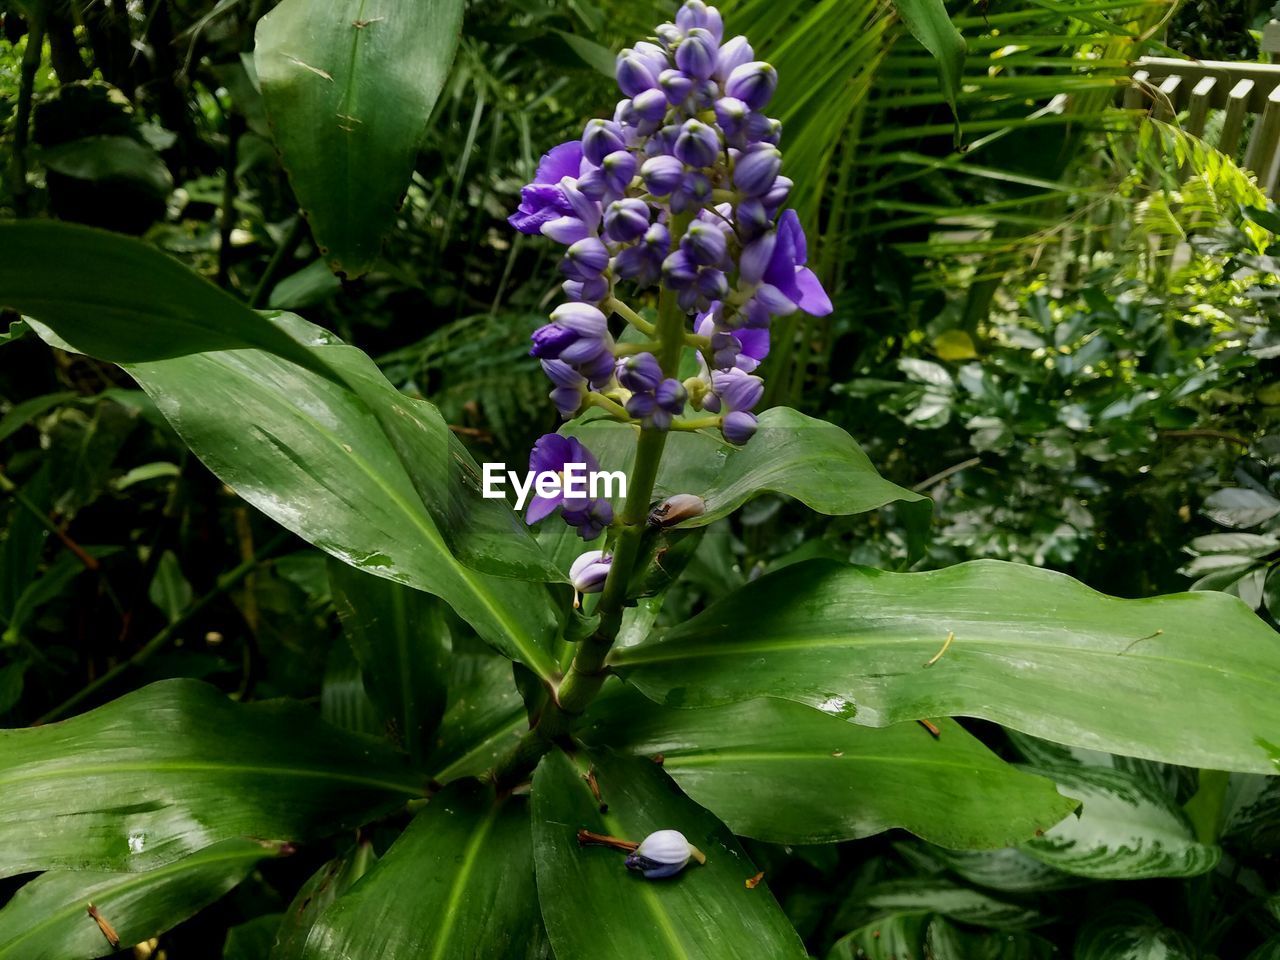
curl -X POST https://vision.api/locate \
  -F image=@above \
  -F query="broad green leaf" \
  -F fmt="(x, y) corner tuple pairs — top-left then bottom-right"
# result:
(826, 914), (930, 960)
(0, 839), (280, 960)
(1248, 939), (1280, 960)
(896, 844), (1080, 893)
(1074, 905), (1195, 959)
(1223, 772), (1280, 852)
(255, 0), (463, 278)
(531, 749), (807, 960)
(836, 880), (1042, 932)
(0, 679), (421, 877)
(109, 327), (561, 679)
(0, 222), (334, 380)
(272, 842), (375, 960)
(889, 0), (966, 136)
(40, 135), (173, 197)
(149, 550), (193, 624)
(329, 559), (449, 766)
(567, 407), (928, 528)
(224, 914), (284, 960)
(320, 634), (385, 739)
(926, 919), (1056, 960)
(301, 781), (542, 959)
(611, 559), (1280, 774)
(1202, 488), (1280, 528)
(583, 688), (1076, 848)
(1022, 766), (1220, 879)
(425, 652), (527, 784)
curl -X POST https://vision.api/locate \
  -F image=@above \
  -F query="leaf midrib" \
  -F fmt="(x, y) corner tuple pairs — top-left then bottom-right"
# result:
(428, 801), (499, 960)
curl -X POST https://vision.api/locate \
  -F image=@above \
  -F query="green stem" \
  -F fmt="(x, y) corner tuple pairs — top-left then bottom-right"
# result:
(10, 17), (45, 218)
(671, 415), (721, 431)
(582, 392), (631, 420)
(36, 531), (290, 724)
(491, 284), (689, 789)
(607, 297), (655, 336)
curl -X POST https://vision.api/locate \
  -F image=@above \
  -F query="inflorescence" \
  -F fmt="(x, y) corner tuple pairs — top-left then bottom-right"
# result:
(510, 0), (831, 541)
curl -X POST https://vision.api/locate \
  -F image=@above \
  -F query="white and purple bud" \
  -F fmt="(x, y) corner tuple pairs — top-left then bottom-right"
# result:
(696, 268), (729, 301)
(641, 155), (684, 195)
(670, 171), (712, 213)
(569, 550), (613, 595)
(617, 352), (664, 393)
(561, 237), (610, 281)
(659, 68), (694, 105)
(541, 215), (592, 246)
(712, 367), (763, 412)
(739, 232), (776, 286)
(722, 410), (758, 445)
(674, 119), (719, 168)
(733, 144), (782, 197)
(562, 276), (609, 304)
(675, 28), (719, 81)
(624, 829), (705, 879)
(603, 198), (650, 243)
(662, 248), (699, 289)
(655, 21), (683, 50)
(763, 175), (792, 212)
(617, 49), (659, 97)
(725, 61), (777, 111)
(583, 119), (627, 166)
(715, 35), (754, 81)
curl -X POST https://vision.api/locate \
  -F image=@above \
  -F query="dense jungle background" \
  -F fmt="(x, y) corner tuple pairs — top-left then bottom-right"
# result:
(3, 0), (1280, 956)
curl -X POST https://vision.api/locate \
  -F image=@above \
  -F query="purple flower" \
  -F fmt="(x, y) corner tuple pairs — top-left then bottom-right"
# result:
(733, 144), (782, 197)
(722, 410), (758, 445)
(508, 141), (584, 234)
(741, 210), (831, 316)
(617, 352), (664, 392)
(683, 221), (728, 266)
(627, 376), (687, 431)
(677, 1), (723, 40)
(542, 359), (587, 419)
(715, 36), (753, 81)
(659, 68), (694, 104)
(641, 155), (684, 196)
(530, 303), (612, 367)
(617, 48), (660, 97)
(583, 119), (626, 165)
(711, 367), (763, 412)
(674, 119), (719, 168)
(675, 28), (719, 81)
(526, 434), (615, 540)
(603, 198), (650, 243)
(696, 309), (769, 371)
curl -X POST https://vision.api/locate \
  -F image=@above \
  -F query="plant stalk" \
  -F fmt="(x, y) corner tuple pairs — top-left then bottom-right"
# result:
(491, 282), (689, 789)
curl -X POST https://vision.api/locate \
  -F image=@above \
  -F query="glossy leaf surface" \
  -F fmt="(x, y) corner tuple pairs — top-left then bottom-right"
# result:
(301, 781), (541, 959)
(0, 680), (419, 877)
(583, 689), (1076, 848)
(0, 840), (279, 960)
(329, 559), (449, 765)
(272, 842), (376, 960)
(114, 324), (562, 679)
(1074, 906), (1195, 959)
(567, 407), (927, 528)
(0, 221), (333, 379)
(424, 652), (527, 784)
(612, 559), (1280, 773)
(531, 749), (807, 960)
(255, 0), (463, 277)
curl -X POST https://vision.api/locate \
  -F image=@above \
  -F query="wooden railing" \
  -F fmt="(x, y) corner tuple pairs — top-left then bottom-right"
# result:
(1127, 56), (1280, 195)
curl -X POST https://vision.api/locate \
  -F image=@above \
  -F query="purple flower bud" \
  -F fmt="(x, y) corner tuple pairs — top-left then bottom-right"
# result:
(617, 49), (659, 97)
(562, 276), (609, 303)
(659, 68), (694, 105)
(709, 330), (740, 369)
(722, 410), (758, 445)
(655, 378), (687, 412)
(697, 267), (729, 300)
(677, 1), (723, 40)
(674, 119), (719, 168)
(725, 61), (778, 111)
(601, 150), (638, 195)
(662, 248), (698, 289)
(744, 111), (778, 145)
(683, 221), (728, 266)
(739, 232), (776, 286)
(734, 197), (769, 238)
(530, 323), (577, 359)
(613, 245), (657, 284)
(675, 28), (718, 81)
(714, 97), (749, 140)
(715, 35), (754, 81)
(550, 386), (584, 418)
(655, 22), (683, 49)
(574, 166), (609, 201)
(562, 498), (614, 540)
(570, 550), (613, 594)
(670, 171), (712, 213)
(582, 119), (627, 166)
(560, 335), (609, 366)
(541, 215), (591, 246)
(617, 352), (664, 392)
(633, 41), (670, 75)
(542, 359), (586, 418)
(713, 368), (764, 412)
(603, 198), (650, 242)
(642, 155), (685, 195)
(631, 87), (670, 123)
(561, 179), (602, 228)
(626, 391), (656, 418)
(733, 144), (782, 196)
(581, 348), (618, 387)
(763, 175), (792, 212)
(644, 222), (671, 252)
(562, 237), (610, 281)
